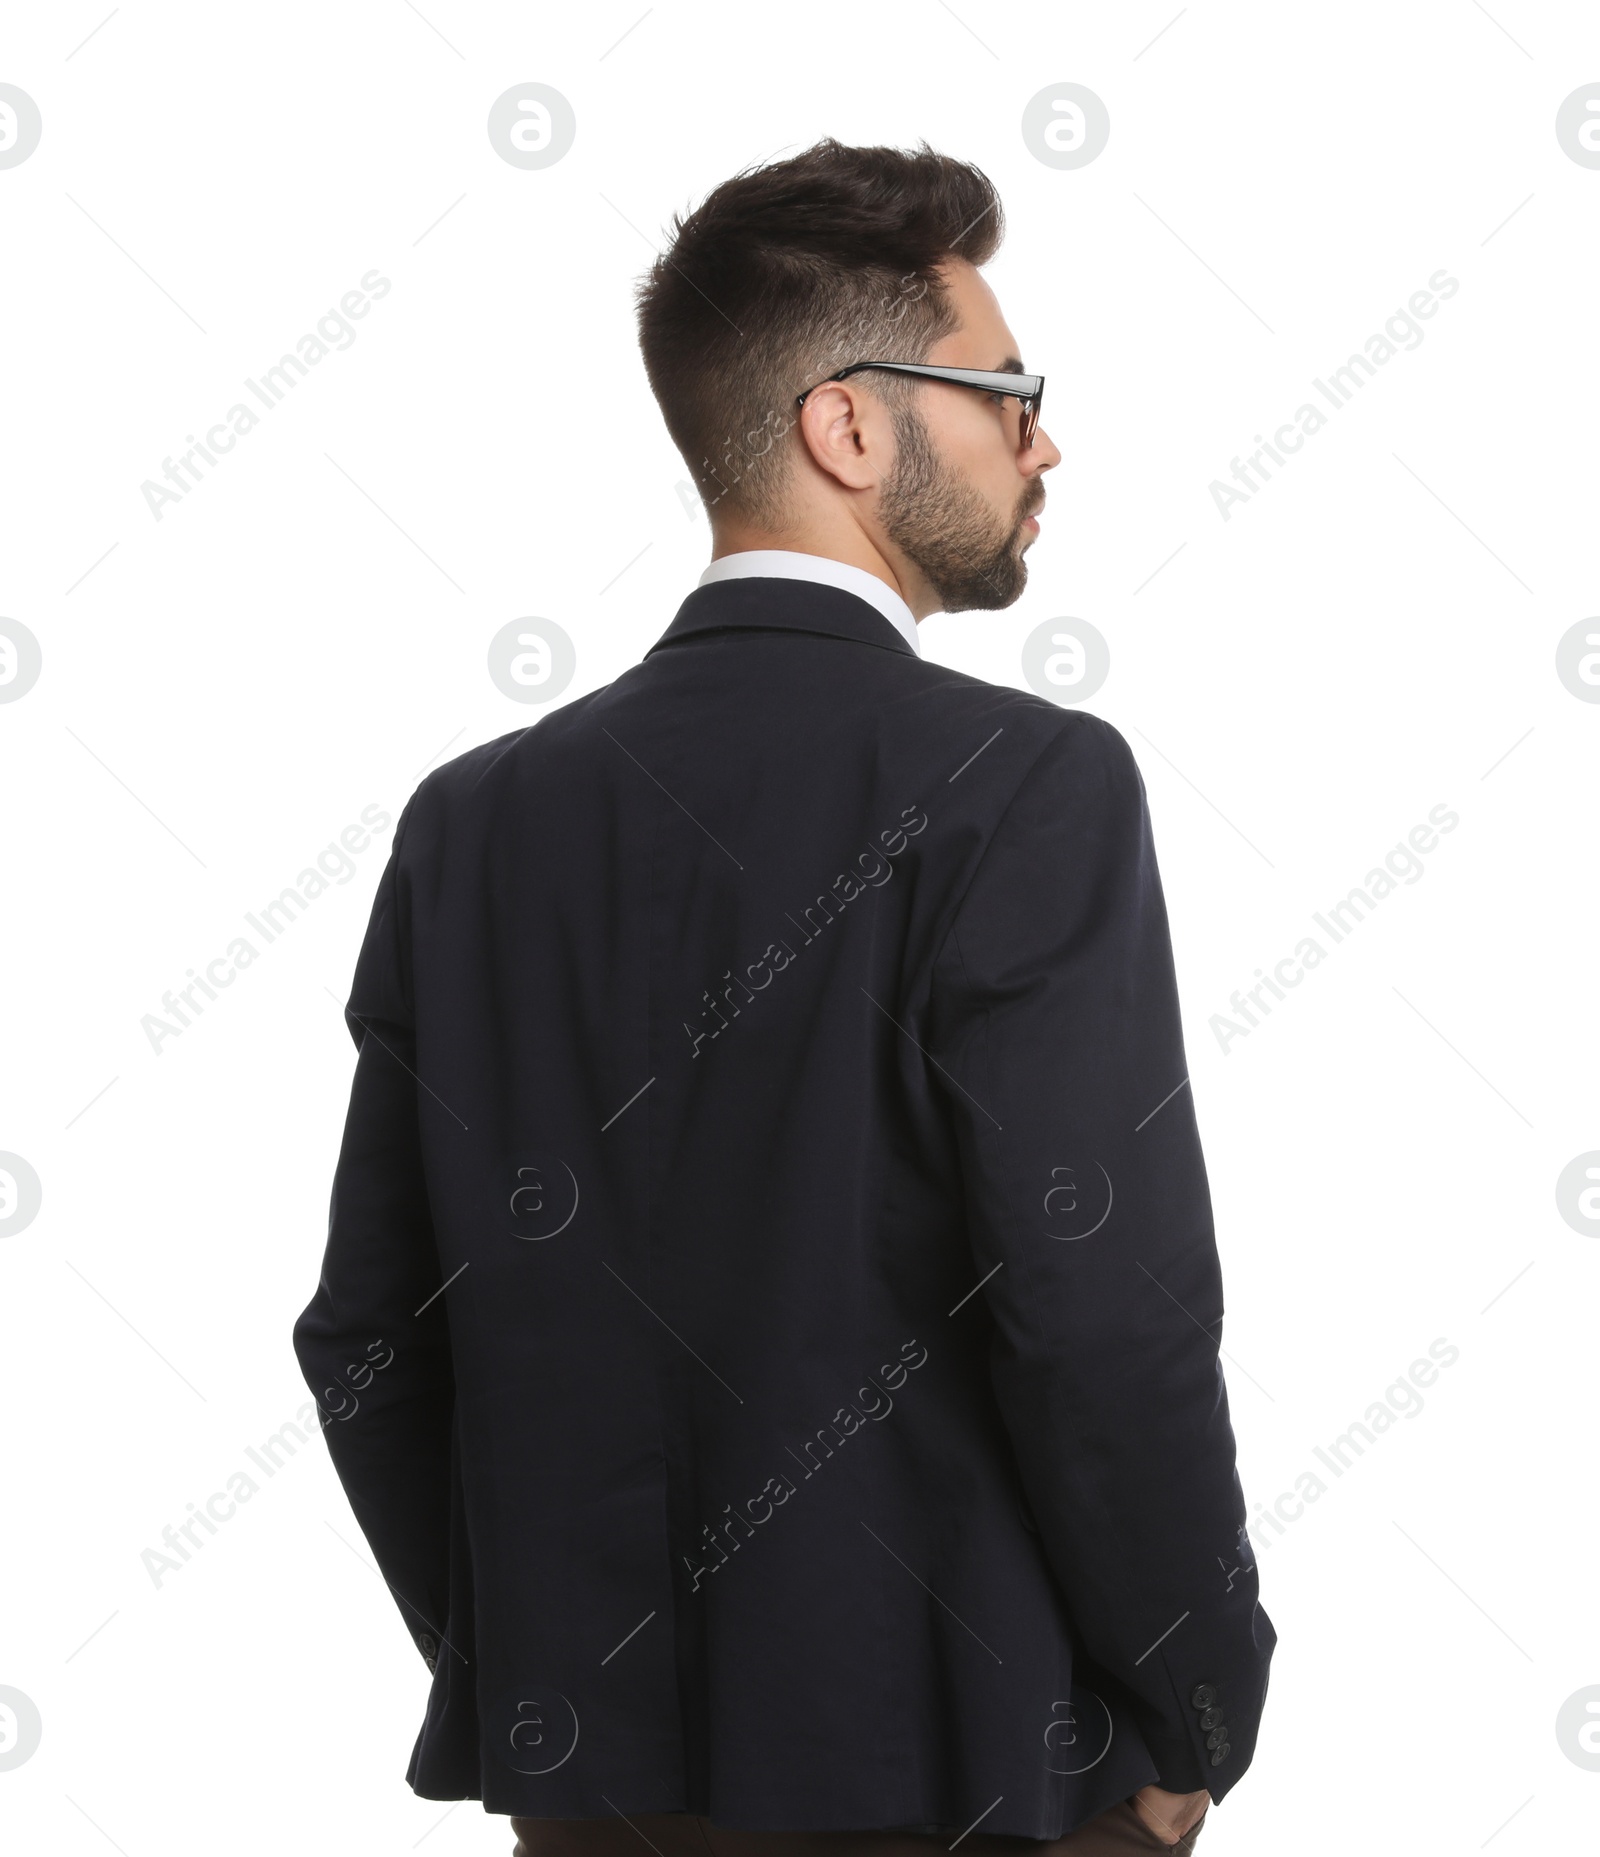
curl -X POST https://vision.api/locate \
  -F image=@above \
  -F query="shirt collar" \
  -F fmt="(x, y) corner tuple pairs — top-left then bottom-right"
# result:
(696, 550), (921, 658)
(646, 570), (919, 663)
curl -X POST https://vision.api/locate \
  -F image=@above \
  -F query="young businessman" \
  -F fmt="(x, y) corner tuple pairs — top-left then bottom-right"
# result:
(294, 139), (1274, 1857)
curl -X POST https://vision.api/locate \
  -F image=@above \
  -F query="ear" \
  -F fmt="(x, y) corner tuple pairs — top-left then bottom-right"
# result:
(794, 380), (890, 493)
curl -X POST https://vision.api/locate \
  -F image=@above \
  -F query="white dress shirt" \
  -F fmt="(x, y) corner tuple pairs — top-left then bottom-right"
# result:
(696, 549), (922, 658)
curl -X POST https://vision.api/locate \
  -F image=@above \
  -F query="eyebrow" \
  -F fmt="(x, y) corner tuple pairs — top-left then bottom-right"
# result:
(994, 355), (1025, 374)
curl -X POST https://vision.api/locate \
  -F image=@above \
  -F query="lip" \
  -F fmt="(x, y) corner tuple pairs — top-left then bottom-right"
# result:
(1023, 514), (1040, 532)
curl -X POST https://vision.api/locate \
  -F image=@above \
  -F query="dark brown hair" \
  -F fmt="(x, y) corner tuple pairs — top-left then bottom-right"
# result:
(635, 138), (1003, 526)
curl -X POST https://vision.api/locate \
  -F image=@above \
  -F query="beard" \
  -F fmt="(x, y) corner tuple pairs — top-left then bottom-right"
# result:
(877, 402), (1040, 612)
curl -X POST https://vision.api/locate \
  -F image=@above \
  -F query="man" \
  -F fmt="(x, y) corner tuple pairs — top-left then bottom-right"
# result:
(294, 139), (1274, 1856)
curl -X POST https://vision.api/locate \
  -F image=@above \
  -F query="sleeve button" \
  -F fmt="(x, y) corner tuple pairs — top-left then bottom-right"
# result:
(1209, 1743), (1231, 1766)
(1190, 1684), (1218, 1710)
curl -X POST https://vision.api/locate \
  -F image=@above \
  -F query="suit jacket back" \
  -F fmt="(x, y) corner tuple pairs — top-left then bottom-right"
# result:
(293, 575), (1276, 1834)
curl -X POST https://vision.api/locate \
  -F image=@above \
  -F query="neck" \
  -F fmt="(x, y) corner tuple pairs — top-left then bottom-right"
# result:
(707, 521), (935, 620)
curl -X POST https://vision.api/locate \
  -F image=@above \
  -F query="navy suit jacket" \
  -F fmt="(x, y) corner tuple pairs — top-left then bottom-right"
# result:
(292, 574), (1276, 1835)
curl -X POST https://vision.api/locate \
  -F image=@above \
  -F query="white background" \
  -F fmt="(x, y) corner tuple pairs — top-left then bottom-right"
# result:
(2, 3), (1596, 1852)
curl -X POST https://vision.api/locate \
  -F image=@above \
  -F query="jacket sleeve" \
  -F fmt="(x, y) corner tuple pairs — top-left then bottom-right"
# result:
(292, 801), (456, 1671)
(924, 713), (1275, 1802)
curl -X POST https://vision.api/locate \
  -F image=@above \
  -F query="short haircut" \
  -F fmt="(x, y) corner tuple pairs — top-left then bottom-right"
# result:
(635, 137), (1003, 527)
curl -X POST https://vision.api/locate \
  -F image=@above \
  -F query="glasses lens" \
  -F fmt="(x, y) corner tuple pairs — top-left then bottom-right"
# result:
(1021, 396), (1039, 449)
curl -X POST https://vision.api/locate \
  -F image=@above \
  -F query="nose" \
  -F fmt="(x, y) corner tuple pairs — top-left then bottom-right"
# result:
(1028, 421), (1062, 472)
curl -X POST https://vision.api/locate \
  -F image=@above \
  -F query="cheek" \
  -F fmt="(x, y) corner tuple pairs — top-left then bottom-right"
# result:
(929, 411), (1023, 514)
(932, 404), (999, 470)
(947, 425), (1004, 485)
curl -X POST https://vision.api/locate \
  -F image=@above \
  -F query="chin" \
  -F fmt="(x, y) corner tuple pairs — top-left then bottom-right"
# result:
(952, 572), (1029, 614)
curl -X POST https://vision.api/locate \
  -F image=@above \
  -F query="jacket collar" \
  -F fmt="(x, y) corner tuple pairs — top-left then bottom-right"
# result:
(645, 575), (920, 661)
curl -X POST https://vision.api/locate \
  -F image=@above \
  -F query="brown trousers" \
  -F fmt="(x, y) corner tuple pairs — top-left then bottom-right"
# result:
(509, 1803), (1208, 1857)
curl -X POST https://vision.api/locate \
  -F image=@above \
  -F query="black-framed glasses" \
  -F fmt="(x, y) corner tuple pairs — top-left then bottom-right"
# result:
(795, 361), (1045, 449)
